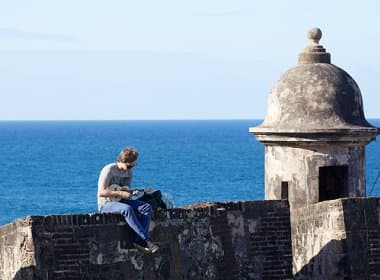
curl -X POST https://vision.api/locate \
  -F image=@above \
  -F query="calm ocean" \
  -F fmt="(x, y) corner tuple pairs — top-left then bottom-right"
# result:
(0, 120), (379, 226)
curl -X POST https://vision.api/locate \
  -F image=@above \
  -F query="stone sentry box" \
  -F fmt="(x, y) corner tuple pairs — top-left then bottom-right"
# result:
(250, 27), (379, 210)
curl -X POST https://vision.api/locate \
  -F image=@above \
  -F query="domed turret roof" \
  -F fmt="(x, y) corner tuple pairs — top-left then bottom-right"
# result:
(251, 28), (379, 137)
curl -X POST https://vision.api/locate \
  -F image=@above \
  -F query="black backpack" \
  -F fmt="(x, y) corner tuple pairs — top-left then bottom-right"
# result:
(138, 190), (167, 211)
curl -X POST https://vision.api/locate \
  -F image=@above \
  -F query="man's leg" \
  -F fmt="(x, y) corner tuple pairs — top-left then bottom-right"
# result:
(121, 199), (151, 237)
(100, 201), (147, 241)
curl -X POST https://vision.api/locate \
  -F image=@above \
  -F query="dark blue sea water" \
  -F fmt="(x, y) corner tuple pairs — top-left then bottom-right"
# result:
(0, 120), (379, 226)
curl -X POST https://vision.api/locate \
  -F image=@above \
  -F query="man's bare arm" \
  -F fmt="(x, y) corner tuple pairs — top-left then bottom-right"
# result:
(98, 183), (132, 200)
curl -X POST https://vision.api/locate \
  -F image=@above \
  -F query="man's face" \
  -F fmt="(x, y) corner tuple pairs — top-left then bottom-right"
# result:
(118, 161), (137, 172)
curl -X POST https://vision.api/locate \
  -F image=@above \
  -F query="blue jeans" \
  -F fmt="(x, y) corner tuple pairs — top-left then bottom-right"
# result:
(100, 199), (151, 241)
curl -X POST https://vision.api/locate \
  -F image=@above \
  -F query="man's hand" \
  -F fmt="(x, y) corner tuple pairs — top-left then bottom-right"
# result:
(119, 191), (132, 199)
(131, 189), (141, 196)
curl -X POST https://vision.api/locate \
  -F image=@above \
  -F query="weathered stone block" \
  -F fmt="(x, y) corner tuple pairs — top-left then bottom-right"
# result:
(292, 197), (380, 280)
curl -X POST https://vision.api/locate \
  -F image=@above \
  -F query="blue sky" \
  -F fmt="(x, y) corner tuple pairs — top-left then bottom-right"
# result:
(0, 1), (379, 120)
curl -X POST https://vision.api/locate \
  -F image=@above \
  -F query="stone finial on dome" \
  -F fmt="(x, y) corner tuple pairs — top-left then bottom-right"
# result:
(308, 28), (322, 45)
(298, 27), (331, 64)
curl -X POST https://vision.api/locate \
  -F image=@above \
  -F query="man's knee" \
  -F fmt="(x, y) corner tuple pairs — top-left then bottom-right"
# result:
(120, 204), (133, 216)
(141, 202), (152, 214)
(147, 202), (152, 211)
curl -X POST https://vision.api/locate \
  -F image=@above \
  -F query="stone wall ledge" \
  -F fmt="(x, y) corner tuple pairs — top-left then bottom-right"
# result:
(1, 199), (290, 229)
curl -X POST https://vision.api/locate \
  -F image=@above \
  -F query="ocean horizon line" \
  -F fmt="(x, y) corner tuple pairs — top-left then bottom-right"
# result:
(0, 118), (264, 122)
(0, 118), (379, 123)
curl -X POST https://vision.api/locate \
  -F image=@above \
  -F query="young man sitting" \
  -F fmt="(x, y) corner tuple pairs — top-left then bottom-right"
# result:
(97, 147), (159, 253)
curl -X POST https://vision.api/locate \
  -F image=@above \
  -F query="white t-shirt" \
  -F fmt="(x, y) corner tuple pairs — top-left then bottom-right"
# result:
(97, 163), (133, 210)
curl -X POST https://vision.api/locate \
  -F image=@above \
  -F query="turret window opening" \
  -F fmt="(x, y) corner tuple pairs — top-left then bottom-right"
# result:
(281, 181), (289, 200)
(319, 165), (348, 202)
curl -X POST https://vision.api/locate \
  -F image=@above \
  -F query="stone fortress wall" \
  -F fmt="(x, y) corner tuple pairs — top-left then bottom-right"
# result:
(0, 200), (293, 279)
(1, 197), (380, 279)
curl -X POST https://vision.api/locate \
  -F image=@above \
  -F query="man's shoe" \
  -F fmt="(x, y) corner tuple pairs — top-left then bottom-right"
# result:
(133, 239), (159, 253)
(146, 239), (159, 253)
(133, 241), (151, 253)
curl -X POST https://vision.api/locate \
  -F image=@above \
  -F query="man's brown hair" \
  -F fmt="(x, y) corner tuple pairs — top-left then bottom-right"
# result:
(117, 147), (138, 163)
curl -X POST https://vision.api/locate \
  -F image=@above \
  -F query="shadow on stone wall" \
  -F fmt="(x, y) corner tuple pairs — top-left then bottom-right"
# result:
(294, 239), (348, 280)
(12, 266), (35, 280)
